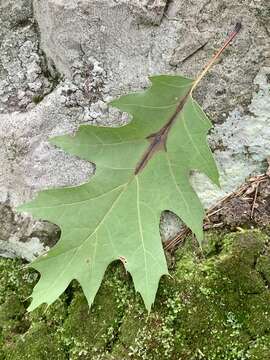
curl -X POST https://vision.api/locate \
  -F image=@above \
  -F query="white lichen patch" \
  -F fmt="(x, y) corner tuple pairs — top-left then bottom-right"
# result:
(192, 67), (270, 208)
(0, 237), (48, 261)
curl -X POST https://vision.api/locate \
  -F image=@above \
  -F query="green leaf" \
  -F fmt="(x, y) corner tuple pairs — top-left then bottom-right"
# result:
(18, 75), (219, 312)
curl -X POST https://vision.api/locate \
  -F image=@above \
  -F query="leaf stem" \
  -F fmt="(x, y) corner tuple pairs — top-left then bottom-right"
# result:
(190, 23), (241, 94)
(134, 23), (241, 175)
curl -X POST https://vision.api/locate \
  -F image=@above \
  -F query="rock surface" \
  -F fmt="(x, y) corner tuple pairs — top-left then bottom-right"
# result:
(0, 0), (270, 258)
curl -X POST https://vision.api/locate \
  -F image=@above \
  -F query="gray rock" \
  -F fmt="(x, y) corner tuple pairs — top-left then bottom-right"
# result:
(0, 0), (269, 259)
(0, 1), (54, 113)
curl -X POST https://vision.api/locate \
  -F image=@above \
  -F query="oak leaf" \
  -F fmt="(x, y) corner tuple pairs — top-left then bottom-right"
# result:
(19, 74), (219, 311)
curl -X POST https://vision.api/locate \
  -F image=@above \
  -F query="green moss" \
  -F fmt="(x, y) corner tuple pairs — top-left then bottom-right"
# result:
(4, 323), (66, 360)
(0, 258), (37, 305)
(0, 294), (29, 340)
(221, 229), (266, 264)
(61, 265), (134, 359)
(247, 334), (270, 359)
(202, 229), (226, 256)
(1, 229), (270, 359)
(0, 259), (34, 349)
(0, 259), (63, 359)
(256, 254), (270, 283)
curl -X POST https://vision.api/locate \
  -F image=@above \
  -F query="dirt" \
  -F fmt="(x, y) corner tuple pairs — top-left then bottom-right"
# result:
(166, 172), (270, 252)
(209, 175), (270, 228)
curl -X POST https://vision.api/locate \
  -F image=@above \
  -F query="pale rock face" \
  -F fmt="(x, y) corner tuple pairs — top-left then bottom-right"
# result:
(193, 68), (270, 208)
(0, 0), (269, 259)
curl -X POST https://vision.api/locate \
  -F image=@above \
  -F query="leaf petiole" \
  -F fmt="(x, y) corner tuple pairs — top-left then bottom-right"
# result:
(190, 23), (242, 94)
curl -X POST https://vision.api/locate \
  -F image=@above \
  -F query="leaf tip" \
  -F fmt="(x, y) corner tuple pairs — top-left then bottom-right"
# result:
(212, 170), (221, 189)
(26, 298), (40, 312)
(109, 99), (118, 108)
(16, 199), (37, 215)
(16, 203), (28, 214)
(49, 136), (62, 147)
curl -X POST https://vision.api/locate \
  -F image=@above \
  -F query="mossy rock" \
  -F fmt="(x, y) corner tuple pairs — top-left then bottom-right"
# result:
(1, 229), (270, 359)
(61, 270), (132, 359)
(4, 323), (66, 360)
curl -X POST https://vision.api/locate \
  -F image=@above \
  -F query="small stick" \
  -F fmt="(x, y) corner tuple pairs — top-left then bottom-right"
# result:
(181, 41), (209, 63)
(206, 207), (224, 218)
(251, 182), (260, 219)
